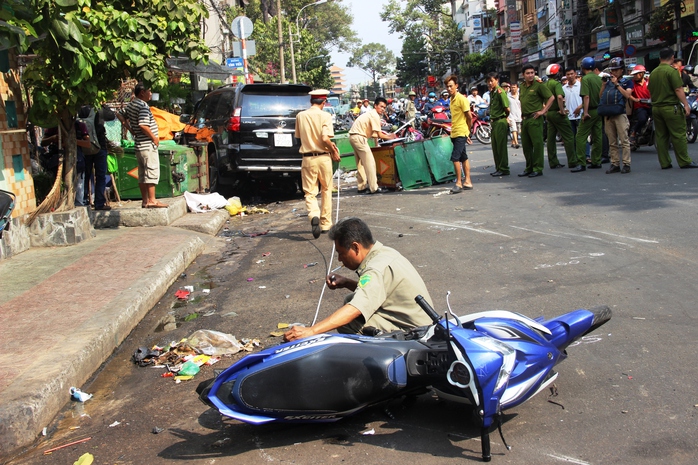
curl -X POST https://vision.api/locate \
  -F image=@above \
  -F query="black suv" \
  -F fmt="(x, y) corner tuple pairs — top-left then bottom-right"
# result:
(181, 83), (312, 192)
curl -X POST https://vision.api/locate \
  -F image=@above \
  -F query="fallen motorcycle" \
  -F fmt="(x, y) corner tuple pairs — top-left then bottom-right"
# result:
(197, 296), (611, 462)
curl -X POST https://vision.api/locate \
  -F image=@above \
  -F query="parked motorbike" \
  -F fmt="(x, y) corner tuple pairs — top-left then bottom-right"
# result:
(197, 296), (612, 462)
(0, 189), (16, 239)
(471, 106), (492, 144)
(629, 99), (654, 152)
(392, 117), (424, 142)
(421, 105), (451, 138)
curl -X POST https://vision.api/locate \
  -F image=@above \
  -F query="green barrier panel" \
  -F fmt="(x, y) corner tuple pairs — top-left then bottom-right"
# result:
(394, 142), (432, 190)
(423, 136), (456, 183)
(116, 142), (194, 199)
(332, 132), (376, 172)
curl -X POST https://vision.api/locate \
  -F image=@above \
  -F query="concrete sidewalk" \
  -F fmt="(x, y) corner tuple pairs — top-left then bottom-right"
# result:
(0, 225), (210, 460)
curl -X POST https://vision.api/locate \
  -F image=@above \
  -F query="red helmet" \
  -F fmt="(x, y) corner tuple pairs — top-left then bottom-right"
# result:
(631, 64), (646, 75)
(546, 63), (561, 76)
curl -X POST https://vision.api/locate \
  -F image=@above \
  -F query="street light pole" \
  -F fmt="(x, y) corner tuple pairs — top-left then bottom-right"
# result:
(292, 0), (328, 80)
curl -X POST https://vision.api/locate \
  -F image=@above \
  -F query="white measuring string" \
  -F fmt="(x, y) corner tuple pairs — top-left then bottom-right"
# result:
(311, 166), (343, 326)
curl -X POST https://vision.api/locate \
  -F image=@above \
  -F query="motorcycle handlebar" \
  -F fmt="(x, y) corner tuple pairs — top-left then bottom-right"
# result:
(415, 295), (441, 324)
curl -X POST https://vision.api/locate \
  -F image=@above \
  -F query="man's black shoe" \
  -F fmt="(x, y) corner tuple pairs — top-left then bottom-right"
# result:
(570, 165), (586, 172)
(369, 187), (389, 194)
(587, 164), (602, 169)
(528, 172), (543, 178)
(517, 171), (532, 177)
(661, 164), (673, 169)
(311, 217), (321, 239)
(94, 205), (112, 211)
(606, 165), (621, 174)
(357, 188), (368, 194)
(549, 164), (565, 169)
(490, 170), (506, 176)
(680, 162), (698, 169)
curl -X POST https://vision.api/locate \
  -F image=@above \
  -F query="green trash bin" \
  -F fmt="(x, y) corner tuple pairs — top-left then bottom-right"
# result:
(394, 141), (432, 190)
(116, 140), (196, 199)
(332, 131), (376, 172)
(423, 136), (456, 183)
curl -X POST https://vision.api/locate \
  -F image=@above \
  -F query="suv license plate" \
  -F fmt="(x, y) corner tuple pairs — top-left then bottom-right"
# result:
(274, 133), (293, 147)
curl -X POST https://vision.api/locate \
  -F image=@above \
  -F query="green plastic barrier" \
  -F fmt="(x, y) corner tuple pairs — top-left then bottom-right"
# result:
(423, 136), (456, 183)
(116, 141), (197, 199)
(332, 132), (376, 171)
(394, 141), (432, 190)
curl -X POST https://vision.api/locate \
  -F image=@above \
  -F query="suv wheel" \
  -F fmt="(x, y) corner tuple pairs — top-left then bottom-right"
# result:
(208, 143), (219, 192)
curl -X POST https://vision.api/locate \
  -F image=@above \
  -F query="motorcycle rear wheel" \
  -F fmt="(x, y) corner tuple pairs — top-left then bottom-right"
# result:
(687, 119), (698, 143)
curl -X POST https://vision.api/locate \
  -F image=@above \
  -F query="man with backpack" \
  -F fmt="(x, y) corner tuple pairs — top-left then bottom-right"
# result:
(598, 58), (634, 174)
(77, 104), (114, 210)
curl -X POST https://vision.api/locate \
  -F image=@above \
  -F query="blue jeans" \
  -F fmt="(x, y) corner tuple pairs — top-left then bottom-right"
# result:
(84, 149), (108, 208)
(633, 107), (651, 135)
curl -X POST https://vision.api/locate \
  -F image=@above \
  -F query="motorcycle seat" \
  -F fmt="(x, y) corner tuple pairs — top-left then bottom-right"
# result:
(237, 342), (409, 414)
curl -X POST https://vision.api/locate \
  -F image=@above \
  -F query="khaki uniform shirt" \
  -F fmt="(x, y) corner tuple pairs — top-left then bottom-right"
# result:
(450, 92), (471, 138)
(349, 109), (382, 138)
(295, 106), (334, 153)
(404, 99), (416, 120)
(349, 241), (434, 332)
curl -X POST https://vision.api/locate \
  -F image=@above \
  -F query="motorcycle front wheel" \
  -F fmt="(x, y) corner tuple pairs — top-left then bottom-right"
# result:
(687, 119), (698, 143)
(475, 125), (491, 144)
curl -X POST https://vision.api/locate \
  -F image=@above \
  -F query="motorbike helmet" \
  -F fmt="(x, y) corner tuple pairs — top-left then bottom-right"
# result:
(428, 92), (436, 98)
(581, 57), (596, 70)
(441, 90), (449, 97)
(608, 57), (624, 70)
(631, 64), (646, 75)
(409, 91), (416, 96)
(545, 63), (561, 76)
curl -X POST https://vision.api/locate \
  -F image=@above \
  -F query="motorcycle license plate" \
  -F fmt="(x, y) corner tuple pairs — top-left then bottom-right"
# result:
(274, 133), (293, 147)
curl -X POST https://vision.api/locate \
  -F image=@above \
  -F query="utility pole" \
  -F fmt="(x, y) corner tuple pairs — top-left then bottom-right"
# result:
(276, 0), (285, 83)
(289, 24), (297, 83)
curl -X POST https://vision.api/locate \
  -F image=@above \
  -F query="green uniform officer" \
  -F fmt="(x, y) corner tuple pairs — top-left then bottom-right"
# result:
(544, 64), (575, 169)
(571, 57), (603, 172)
(519, 64), (554, 177)
(647, 48), (698, 169)
(486, 72), (511, 176)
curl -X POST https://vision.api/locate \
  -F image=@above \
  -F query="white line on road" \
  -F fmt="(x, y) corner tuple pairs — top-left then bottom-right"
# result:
(581, 229), (659, 244)
(546, 453), (592, 464)
(364, 212), (512, 238)
(509, 225), (567, 238)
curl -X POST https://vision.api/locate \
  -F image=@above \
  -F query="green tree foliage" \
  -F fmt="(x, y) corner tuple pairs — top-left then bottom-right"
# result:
(227, 0), (357, 86)
(380, 0), (464, 78)
(347, 43), (395, 83)
(460, 49), (499, 82)
(0, 0), (37, 50)
(396, 33), (429, 88)
(15, 0), (209, 211)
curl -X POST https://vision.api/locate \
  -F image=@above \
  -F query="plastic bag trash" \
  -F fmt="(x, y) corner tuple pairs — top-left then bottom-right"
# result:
(73, 452), (94, 465)
(178, 361), (200, 377)
(187, 329), (245, 356)
(224, 196), (245, 216)
(174, 289), (190, 300)
(70, 387), (92, 402)
(109, 421), (121, 427)
(184, 191), (229, 213)
(183, 285), (194, 292)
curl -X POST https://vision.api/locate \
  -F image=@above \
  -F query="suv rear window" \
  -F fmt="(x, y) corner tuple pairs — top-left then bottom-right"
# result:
(240, 93), (310, 118)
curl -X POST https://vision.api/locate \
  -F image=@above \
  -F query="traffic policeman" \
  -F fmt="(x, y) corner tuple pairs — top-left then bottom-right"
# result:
(519, 64), (554, 177)
(486, 72), (511, 176)
(295, 89), (341, 239)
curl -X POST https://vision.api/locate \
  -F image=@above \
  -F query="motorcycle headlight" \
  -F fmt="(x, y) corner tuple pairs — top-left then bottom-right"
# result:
(471, 336), (516, 392)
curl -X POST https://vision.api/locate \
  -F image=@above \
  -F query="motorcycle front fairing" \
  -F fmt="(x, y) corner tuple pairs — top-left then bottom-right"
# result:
(207, 333), (434, 424)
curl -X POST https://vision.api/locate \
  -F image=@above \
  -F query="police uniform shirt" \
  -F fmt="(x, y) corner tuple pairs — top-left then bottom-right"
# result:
(349, 108), (382, 138)
(580, 72), (603, 110)
(295, 106), (334, 153)
(520, 79), (553, 115)
(648, 63), (684, 107)
(489, 86), (509, 120)
(348, 241), (434, 331)
(450, 92), (471, 138)
(546, 79), (565, 111)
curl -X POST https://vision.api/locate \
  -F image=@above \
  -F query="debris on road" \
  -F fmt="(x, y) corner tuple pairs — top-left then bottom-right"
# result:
(304, 262), (318, 268)
(73, 452), (94, 465)
(152, 427), (165, 434)
(211, 437), (232, 448)
(109, 421), (121, 427)
(70, 387), (92, 402)
(43, 437), (92, 455)
(362, 428), (375, 435)
(174, 289), (190, 300)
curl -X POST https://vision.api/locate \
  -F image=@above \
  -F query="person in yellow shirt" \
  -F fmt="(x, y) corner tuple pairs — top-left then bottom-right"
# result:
(445, 74), (473, 193)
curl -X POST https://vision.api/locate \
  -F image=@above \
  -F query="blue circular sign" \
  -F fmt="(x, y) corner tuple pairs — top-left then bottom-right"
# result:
(624, 45), (636, 57)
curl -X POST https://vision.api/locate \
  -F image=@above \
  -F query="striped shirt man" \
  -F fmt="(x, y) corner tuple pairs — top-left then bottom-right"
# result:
(125, 96), (158, 149)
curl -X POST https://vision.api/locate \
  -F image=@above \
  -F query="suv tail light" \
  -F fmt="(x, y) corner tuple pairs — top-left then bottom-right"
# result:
(227, 107), (241, 132)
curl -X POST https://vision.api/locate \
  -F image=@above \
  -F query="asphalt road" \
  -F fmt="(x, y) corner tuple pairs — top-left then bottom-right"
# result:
(11, 141), (698, 465)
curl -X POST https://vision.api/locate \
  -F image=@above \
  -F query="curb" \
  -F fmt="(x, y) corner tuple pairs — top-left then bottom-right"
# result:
(0, 232), (206, 462)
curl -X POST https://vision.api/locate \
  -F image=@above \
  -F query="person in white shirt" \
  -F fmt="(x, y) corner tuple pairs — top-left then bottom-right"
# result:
(468, 87), (485, 107)
(563, 68), (585, 154)
(504, 82), (522, 148)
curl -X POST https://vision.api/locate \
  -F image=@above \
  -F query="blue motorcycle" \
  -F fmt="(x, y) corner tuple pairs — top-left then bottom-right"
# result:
(197, 297), (611, 462)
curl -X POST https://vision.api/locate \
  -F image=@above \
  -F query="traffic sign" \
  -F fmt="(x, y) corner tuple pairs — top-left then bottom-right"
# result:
(226, 57), (244, 68)
(231, 16), (253, 39)
(624, 45), (636, 57)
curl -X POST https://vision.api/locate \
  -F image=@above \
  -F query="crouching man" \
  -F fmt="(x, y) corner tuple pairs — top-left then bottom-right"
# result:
(284, 217), (433, 342)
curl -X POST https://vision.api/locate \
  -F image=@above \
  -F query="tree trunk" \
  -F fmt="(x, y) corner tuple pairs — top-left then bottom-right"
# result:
(58, 109), (76, 211)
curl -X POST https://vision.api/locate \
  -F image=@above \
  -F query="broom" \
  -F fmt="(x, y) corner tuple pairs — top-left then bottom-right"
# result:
(26, 127), (66, 225)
